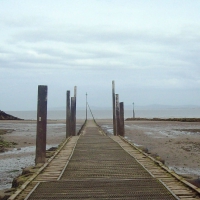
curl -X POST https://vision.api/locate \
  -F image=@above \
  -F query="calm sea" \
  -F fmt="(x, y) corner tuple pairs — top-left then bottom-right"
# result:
(6, 108), (200, 120)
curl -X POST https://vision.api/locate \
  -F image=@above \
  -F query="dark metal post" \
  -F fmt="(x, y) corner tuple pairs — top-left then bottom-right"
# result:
(86, 93), (88, 120)
(120, 102), (125, 137)
(116, 94), (120, 136)
(71, 97), (76, 136)
(35, 85), (48, 164)
(66, 90), (70, 137)
(112, 81), (116, 136)
(133, 102), (135, 118)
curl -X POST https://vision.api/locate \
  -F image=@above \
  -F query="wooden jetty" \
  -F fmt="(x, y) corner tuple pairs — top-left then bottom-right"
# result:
(9, 120), (200, 200)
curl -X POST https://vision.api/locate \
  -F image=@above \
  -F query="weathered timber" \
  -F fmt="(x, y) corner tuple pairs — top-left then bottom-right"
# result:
(66, 90), (70, 137)
(120, 102), (125, 137)
(112, 81), (116, 136)
(35, 85), (48, 164)
(115, 94), (120, 136)
(70, 97), (76, 136)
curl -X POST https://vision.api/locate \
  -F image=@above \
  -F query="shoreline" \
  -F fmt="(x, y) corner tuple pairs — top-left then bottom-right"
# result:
(126, 117), (200, 122)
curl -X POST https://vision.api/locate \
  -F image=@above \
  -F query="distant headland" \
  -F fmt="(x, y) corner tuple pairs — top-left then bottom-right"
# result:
(0, 110), (23, 120)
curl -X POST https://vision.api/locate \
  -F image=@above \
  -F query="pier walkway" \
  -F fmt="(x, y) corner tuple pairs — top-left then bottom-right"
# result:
(10, 120), (200, 199)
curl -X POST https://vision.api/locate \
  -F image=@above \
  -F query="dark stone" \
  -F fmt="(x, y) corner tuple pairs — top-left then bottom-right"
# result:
(187, 178), (200, 188)
(47, 147), (57, 151)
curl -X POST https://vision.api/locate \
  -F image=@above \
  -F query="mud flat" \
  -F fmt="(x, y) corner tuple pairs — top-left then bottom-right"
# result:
(0, 119), (84, 190)
(97, 119), (200, 180)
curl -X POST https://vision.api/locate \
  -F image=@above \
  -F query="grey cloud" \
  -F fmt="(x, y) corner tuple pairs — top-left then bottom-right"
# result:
(0, 14), (50, 28)
(10, 26), (200, 57)
(2, 21), (200, 77)
(9, 26), (157, 44)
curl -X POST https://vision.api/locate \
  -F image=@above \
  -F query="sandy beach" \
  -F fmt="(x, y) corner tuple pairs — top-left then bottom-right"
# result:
(1, 119), (200, 191)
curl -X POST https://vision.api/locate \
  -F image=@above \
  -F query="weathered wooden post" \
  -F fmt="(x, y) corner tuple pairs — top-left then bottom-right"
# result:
(120, 102), (125, 137)
(112, 81), (116, 136)
(35, 85), (48, 164)
(66, 90), (71, 137)
(71, 97), (76, 136)
(74, 86), (77, 134)
(115, 94), (120, 136)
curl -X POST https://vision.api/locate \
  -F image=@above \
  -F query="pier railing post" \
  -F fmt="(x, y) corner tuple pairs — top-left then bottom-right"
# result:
(120, 102), (125, 137)
(116, 94), (120, 136)
(66, 90), (71, 137)
(71, 97), (76, 136)
(112, 81), (116, 136)
(35, 85), (48, 164)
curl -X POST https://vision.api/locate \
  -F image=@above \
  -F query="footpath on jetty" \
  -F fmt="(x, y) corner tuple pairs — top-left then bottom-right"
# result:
(9, 120), (200, 200)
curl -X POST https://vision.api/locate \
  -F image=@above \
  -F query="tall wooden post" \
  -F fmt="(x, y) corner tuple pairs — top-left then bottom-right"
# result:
(71, 97), (76, 136)
(35, 85), (48, 164)
(66, 90), (70, 137)
(112, 81), (116, 136)
(74, 86), (77, 134)
(115, 94), (120, 136)
(120, 102), (125, 137)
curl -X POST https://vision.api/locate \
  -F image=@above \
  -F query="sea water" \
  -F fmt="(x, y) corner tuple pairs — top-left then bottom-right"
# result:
(6, 108), (200, 120)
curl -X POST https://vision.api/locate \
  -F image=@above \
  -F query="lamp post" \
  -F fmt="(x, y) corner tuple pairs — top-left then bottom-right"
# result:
(86, 93), (88, 120)
(133, 102), (135, 118)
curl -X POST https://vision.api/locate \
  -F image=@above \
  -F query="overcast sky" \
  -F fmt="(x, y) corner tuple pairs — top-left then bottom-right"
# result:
(1, 0), (200, 111)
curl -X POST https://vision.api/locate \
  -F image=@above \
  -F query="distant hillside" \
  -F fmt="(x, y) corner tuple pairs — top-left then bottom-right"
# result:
(49, 104), (200, 111)
(0, 110), (23, 120)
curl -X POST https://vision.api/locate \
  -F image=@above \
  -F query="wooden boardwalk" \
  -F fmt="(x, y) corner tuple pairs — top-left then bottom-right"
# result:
(9, 120), (200, 199)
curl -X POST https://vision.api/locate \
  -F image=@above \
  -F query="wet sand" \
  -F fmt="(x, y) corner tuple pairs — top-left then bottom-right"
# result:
(1, 119), (200, 190)
(97, 119), (200, 179)
(0, 119), (84, 190)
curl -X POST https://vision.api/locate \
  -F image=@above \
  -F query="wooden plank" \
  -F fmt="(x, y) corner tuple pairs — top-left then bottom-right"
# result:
(9, 120), (200, 200)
